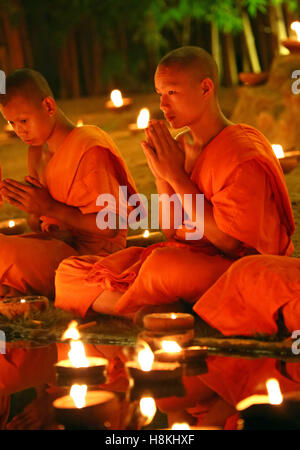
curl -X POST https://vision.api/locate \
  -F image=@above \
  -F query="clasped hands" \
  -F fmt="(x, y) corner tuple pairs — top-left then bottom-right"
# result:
(142, 120), (186, 184)
(0, 176), (54, 216)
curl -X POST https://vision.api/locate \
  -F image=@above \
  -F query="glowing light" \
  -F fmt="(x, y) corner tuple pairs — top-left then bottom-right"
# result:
(76, 119), (83, 127)
(291, 21), (300, 41)
(62, 320), (80, 341)
(20, 299), (26, 304)
(137, 343), (154, 372)
(171, 313), (177, 320)
(139, 397), (157, 425)
(161, 340), (182, 353)
(68, 340), (89, 368)
(272, 144), (285, 159)
(70, 384), (87, 409)
(8, 220), (15, 228)
(143, 230), (150, 238)
(266, 378), (283, 405)
(137, 108), (150, 129)
(172, 423), (191, 430)
(110, 90), (123, 108)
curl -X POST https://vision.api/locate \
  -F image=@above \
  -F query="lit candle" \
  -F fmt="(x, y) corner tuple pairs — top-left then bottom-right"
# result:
(143, 313), (195, 332)
(56, 321), (108, 386)
(0, 295), (48, 319)
(105, 89), (132, 111)
(4, 122), (16, 137)
(291, 21), (300, 42)
(129, 108), (150, 133)
(0, 218), (27, 235)
(53, 388), (119, 430)
(272, 144), (285, 159)
(76, 119), (83, 127)
(272, 144), (300, 174)
(282, 22), (300, 53)
(126, 230), (165, 247)
(139, 397), (157, 426)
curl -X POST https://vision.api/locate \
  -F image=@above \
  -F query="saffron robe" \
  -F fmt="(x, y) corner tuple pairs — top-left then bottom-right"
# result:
(0, 126), (137, 298)
(55, 124), (294, 317)
(194, 254), (300, 336)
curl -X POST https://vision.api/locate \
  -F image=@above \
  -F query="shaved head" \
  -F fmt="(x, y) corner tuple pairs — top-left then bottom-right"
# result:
(158, 46), (219, 92)
(0, 68), (54, 107)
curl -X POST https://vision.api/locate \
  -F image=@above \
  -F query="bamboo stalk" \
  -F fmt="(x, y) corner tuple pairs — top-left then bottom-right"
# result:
(211, 22), (223, 83)
(242, 10), (261, 73)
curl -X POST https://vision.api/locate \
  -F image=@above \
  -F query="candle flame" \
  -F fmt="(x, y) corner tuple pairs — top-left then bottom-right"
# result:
(76, 119), (83, 127)
(171, 313), (177, 320)
(137, 108), (150, 129)
(110, 89), (123, 107)
(137, 343), (154, 372)
(172, 423), (191, 430)
(266, 378), (283, 405)
(20, 299), (26, 303)
(62, 320), (80, 341)
(143, 230), (150, 238)
(291, 21), (300, 41)
(161, 340), (182, 353)
(68, 340), (89, 368)
(139, 397), (157, 425)
(5, 122), (14, 131)
(70, 384), (87, 409)
(8, 220), (15, 228)
(272, 144), (285, 159)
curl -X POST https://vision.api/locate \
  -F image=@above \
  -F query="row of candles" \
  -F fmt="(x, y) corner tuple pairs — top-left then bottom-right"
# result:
(49, 313), (300, 430)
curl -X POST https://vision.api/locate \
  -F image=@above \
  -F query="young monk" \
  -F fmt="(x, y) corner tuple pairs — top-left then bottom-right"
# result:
(55, 46), (294, 318)
(194, 254), (300, 337)
(0, 68), (138, 298)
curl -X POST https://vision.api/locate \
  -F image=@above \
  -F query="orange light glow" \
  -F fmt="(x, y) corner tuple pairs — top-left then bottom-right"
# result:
(266, 378), (283, 405)
(110, 89), (124, 108)
(137, 108), (150, 129)
(291, 21), (300, 41)
(137, 343), (154, 372)
(161, 340), (182, 353)
(70, 384), (87, 409)
(272, 144), (285, 159)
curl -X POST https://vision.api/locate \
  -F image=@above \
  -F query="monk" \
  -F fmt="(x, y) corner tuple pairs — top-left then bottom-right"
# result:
(0, 68), (138, 298)
(194, 254), (300, 337)
(55, 46), (294, 318)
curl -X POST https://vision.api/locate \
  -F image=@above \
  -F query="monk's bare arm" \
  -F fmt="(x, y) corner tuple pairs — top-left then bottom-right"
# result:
(169, 174), (240, 254)
(155, 178), (177, 240)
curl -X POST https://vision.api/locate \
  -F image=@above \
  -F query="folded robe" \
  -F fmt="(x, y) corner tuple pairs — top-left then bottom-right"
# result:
(194, 254), (300, 336)
(0, 126), (138, 298)
(55, 124), (295, 317)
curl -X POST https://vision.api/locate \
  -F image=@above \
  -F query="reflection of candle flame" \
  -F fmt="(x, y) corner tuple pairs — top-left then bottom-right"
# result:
(137, 343), (154, 372)
(62, 320), (80, 341)
(161, 340), (182, 353)
(76, 119), (83, 127)
(272, 144), (285, 159)
(8, 220), (15, 228)
(110, 90), (123, 107)
(266, 378), (283, 405)
(139, 397), (156, 425)
(137, 108), (150, 129)
(172, 423), (191, 430)
(70, 384), (87, 409)
(143, 230), (150, 238)
(68, 340), (89, 368)
(291, 21), (300, 41)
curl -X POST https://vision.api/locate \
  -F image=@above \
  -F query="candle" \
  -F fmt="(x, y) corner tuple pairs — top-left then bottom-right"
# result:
(0, 218), (27, 235)
(129, 108), (150, 133)
(143, 313), (195, 332)
(53, 388), (119, 430)
(105, 89), (132, 111)
(282, 22), (300, 53)
(154, 344), (207, 364)
(76, 119), (83, 127)
(0, 295), (49, 319)
(4, 122), (16, 137)
(272, 144), (300, 174)
(126, 230), (164, 247)
(56, 321), (108, 386)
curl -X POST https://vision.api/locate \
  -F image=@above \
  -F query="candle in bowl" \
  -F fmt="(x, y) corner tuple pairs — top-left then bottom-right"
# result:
(56, 321), (108, 386)
(235, 378), (300, 430)
(105, 89), (132, 111)
(0, 296), (49, 319)
(76, 119), (84, 127)
(128, 108), (150, 133)
(272, 144), (300, 174)
(0, 218), (27, 235)
(53, 385), (119, 430)
(282, 22), (300, 54)
(143, 313), (195, 333)
(126, 343), (182, 385)
(126, 230), (165, 247)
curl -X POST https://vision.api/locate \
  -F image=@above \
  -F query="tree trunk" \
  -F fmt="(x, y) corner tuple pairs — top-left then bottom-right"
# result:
(223, 33), (238, 86)
(256, 11), (271, 70)
(91, 24), (102, 96)
(270, 4), (289, 56)
(68, 31), (80, 97)
(1, 10), (24, 70)
(211, 22), (222, 83)
(58, 41), (71, 98)
(241, 11), (261, 73)
(79, 27), (93, 96)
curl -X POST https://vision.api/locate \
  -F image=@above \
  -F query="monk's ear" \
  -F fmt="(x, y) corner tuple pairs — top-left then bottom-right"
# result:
(200, 78), (214, 97)
(42, 96), (56, 117)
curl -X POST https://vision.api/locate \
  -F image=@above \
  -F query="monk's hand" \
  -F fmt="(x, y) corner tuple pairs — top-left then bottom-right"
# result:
(0, 178), (55, 216)
(142, 120), (185, 184)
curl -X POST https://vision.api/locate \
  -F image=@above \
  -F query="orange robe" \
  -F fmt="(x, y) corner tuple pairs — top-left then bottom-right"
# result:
(0, 125), (137, 298)
(194, 254), (300, 336)
(55, 124), (294, 317)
